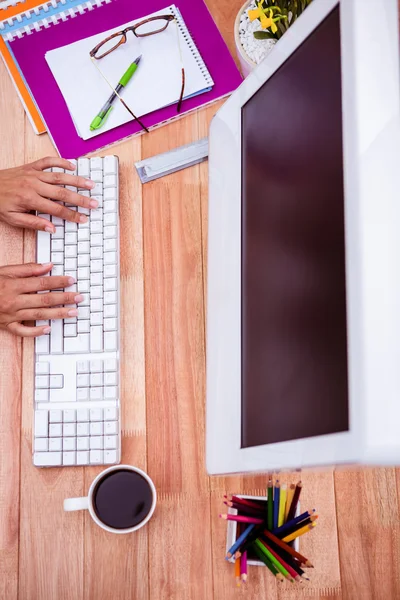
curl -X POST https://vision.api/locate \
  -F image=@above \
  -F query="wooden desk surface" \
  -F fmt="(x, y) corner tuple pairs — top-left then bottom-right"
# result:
(1, 2), (400, 598)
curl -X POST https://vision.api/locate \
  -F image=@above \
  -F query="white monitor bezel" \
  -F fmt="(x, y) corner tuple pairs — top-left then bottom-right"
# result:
(206, 0), (400, 474)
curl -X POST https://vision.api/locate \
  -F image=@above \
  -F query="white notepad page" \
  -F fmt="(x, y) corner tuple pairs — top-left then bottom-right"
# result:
(45, 5), (214, 140)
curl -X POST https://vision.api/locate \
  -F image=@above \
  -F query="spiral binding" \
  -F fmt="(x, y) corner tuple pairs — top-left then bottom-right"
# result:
(0, 0), (112, 40)
(169, 4), (213, 89)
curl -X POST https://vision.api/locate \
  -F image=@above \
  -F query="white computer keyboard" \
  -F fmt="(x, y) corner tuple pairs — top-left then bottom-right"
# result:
(33, 155), (121, 468)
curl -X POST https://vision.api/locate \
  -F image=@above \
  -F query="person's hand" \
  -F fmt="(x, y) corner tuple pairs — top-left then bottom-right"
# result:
(0, 262), (84, 337)
(0, 156), (98, 232)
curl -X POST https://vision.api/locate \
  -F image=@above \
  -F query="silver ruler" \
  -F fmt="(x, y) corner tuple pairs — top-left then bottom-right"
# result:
(134, 137), (209, 184)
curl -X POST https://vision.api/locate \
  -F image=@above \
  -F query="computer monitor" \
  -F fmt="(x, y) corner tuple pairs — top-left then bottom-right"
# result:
(206, 0), (400, 475)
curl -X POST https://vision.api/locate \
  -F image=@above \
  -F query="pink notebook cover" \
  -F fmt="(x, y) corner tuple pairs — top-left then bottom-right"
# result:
(8, 0), (242, 157)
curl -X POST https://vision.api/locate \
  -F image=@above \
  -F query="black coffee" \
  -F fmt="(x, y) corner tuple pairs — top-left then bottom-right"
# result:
(93, 469), (154, 530)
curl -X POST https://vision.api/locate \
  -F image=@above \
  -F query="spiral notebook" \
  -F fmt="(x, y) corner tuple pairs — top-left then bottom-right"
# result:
(45, 5), (214, 140)
(2, 0), (242, 156)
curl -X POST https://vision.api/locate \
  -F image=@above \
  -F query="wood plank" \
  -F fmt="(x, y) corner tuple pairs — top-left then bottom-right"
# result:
(18, 129), (85, 600)
(0, 56), (25, 600)
(83, 138), (149, 600)
(335, 468), (400, 600)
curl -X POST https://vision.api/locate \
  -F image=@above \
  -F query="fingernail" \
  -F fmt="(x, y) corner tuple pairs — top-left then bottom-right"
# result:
(74, 294), (84, 303)
(45, 226), (54, 234)
(43, 326), (51, 334)
(68, 277), (76, 285)
(42, 262), (52, 268)
(86, 179), (96, 189)
(79, 215), (88, 224)
(68, 162), (76, 170)
(90, 199), (98, 208)
(68, 309), (78, 317)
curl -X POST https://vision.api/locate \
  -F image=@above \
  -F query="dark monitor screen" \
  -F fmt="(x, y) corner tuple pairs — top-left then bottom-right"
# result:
(241, 6), (349, 448)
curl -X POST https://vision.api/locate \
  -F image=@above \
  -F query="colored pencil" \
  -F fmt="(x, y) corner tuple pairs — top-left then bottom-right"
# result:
(240, 551), (248, 583)
(276, 515), (318, 539)
(267, 477), (273, 531)
(254, 539), (295, 583)
(226, 524), (256, 558)
(220, 514), (264, 524)
(278, 484), (287, 527)
(287, 481), (302, 522)
(223, 500), (267, 517)
(235, 556), (241, 586)
(233, 524), (266, 559)
(259, 534), (309, 579)
(251, 543), (285, 581)
(260, 540), (302, 582)
(273, 481), (280, 529)
(230, 495), (267, 510)
(285, 484), (296, 521)
(272, 509), (315, 536)
(263, 529), (314, 567)
(282, 522), (316, 543)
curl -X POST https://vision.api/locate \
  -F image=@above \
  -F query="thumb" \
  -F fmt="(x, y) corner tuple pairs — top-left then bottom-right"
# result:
(0, 262), (53, 278)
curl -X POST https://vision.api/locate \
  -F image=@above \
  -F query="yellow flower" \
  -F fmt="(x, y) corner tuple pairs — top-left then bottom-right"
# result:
(248, 3), (279, 32)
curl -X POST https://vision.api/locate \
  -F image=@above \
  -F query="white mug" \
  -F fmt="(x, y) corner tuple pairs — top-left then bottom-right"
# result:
(64, 464), (157, 534)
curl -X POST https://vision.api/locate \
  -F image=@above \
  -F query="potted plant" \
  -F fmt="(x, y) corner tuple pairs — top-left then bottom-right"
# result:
(234, 0), (313, 76)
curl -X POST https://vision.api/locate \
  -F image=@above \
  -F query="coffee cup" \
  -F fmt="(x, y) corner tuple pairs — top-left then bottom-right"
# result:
(64, 464), (157, 534)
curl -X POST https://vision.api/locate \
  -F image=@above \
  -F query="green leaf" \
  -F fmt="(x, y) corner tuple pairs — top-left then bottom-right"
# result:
(253, 30), (276, 39)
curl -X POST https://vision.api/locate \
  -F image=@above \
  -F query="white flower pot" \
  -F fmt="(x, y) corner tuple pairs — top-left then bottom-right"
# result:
(234, 0), (256, 77)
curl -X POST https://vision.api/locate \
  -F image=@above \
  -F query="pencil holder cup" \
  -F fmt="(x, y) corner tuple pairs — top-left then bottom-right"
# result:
(225, 494), (299, 567)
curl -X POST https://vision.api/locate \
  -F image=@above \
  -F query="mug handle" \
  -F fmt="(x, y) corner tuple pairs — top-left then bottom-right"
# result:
(64, 496), (90, 512)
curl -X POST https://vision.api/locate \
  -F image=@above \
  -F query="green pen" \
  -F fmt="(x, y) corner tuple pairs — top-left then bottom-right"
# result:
(90, 54), (142, 131)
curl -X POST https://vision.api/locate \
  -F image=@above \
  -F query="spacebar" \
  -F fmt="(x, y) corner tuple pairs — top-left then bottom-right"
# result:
(64, 334), (90, 354)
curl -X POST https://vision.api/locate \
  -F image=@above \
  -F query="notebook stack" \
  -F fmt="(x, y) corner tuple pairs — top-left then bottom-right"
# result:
(0, 0), (242, 156)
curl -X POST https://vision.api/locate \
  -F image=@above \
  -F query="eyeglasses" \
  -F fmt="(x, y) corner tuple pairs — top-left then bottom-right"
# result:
(89, 14), (186, 132)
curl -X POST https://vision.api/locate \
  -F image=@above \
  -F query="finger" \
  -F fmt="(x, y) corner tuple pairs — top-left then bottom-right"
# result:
(17, 275), (76, 293)
(0, 262), (52, 278)
(36, 181), (98, 211)
(31, 157), (76, 172)
(34, 199), (87, 225)
(39, 171), (94, 191)
(7, 322), (51, 338)
(17, 306), (79, 321)
(16, 292), (84, 310)
(9, 211), (56, 233)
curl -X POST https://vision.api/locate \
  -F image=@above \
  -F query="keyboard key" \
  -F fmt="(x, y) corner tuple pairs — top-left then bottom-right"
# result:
(76, 451), (89, 465)
(104, 386), (118, 400)
(77, 437), (89, 451)
(49, 410), (63, 423)
(78, 241), (90, 254)
(78, 254), (90, 267)
(91, 259), (103, 272)
(90, 408), (103, 421)
(90, 326), (103, 352)
(78, 267), (90, 280)
(77, 388), (89, 401)
(90, 286), (103, 299)
(77, 360), (89, 373)
(104, 372), (118, 386)
(104, 450), (119, 464)
(104, 155), (118, 175)
(77, 374), (90, 387)
(104, 174), (117, 188)
(90, 422), (103, 436)
(34, 438), (48, 452)
(104, 331), (118, 351)
(104, 318), (117, 331)
(90, 247), (103, 260)
(90, 157), (103, 171)
(51, 239), (64, 252)
(90, 436), (103, 450)
(49, 423), (62, 437)
(90, 360), (103, 373)
(77, 409), (89, 422)
(90, 450), (103, 465)
(77, 423), (89, 436)
(65, 246), (77, 258)
(78, 158), (90, 178)
(90, 272), (102, 286)
(104, 252), (117, 265)
(105, 421), (118, 435)
(104, 358), (118, 372)
(51, 265), (64, 277)
(37, 230), (51, 264)
(78, 228), (90, 241)
(49, 438), (62, 452)
(104, 238), (117, 252)
(63, 423), (76, 437)
(104, 291), (117, 305)
(35, 334), (49, 355)
(50, 320), (63, 354)
(104, 435), (118, 449)
(34, 410), (48, 437)
(104, 187), (117, 201)
(35, 389), (49, 402)
(104, 226), (117, 239)
(34, 452), (62, 467)
(105, 406), (118, 421)
(78, 305), (90, 318)
(63, 452), (76, 466)
(104, 264), (117, 278)
(35, 375), (49, 389)
(92, 183), (103, 196)
(51, 252), (64, 264)
(90, 312), (103, 326)
(90, 372), (103, 386)
(104, 304), (117, 319)
(90, 299), (103, 312)
(77, 320), (90, 334)
(104, 200), (117, 213)
(104, 278), (117, 292)
(90, 387), (103, 401)
(50, 375), (64, 388)
(65, 221), (78, 232)
(90, 170), (103, 183)
(91, 209), (103, 222)
(63, 410), (76, 423)
(53, 227), (64, 239)
(63, 438), (76, 451)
